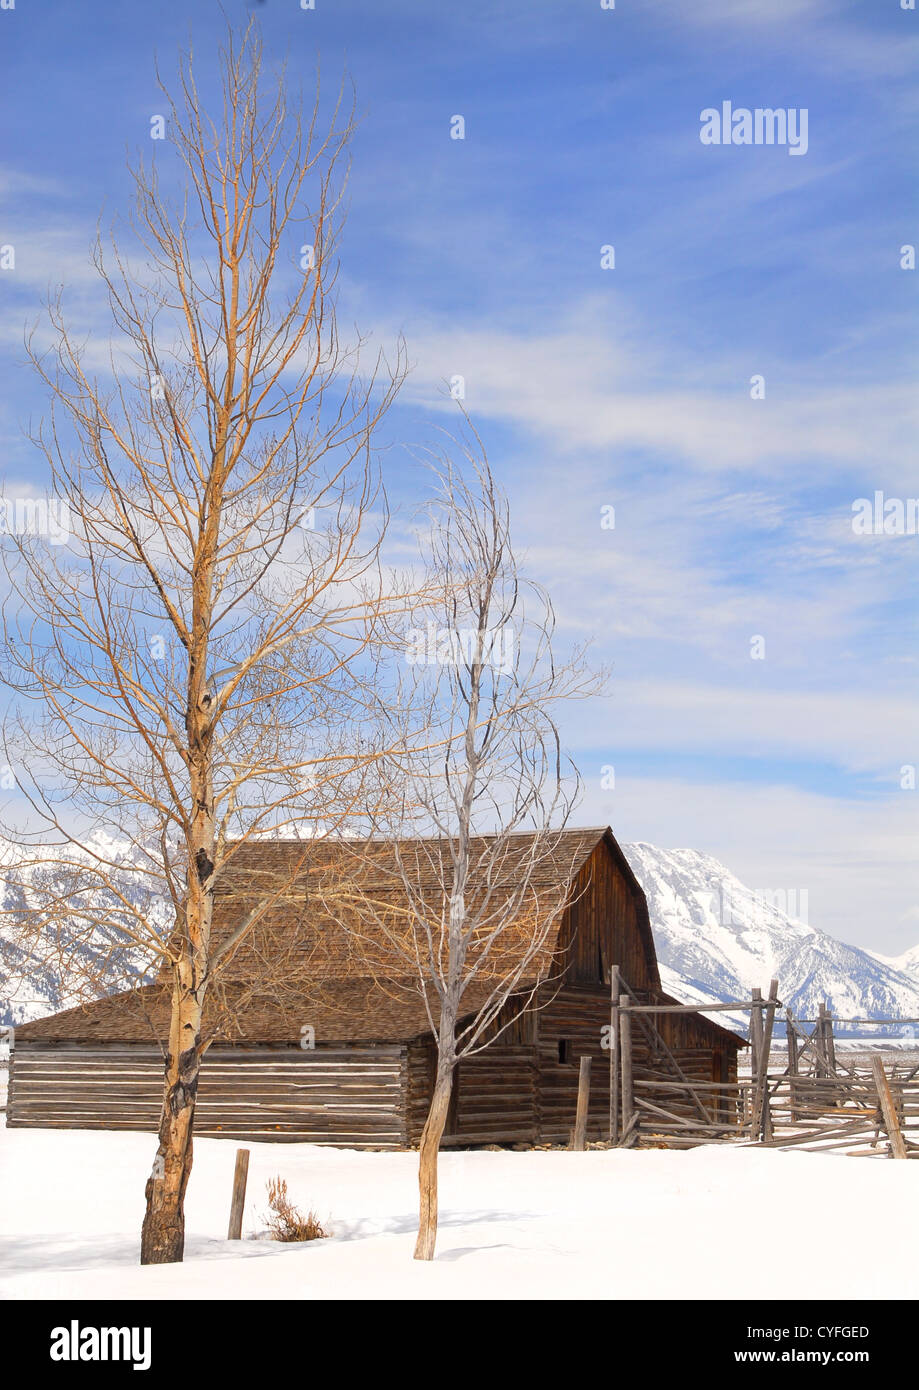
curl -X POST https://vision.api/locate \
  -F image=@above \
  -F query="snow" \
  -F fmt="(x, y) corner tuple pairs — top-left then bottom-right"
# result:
(869, 944), (919, 980)
(2, 1126), (917, 1300)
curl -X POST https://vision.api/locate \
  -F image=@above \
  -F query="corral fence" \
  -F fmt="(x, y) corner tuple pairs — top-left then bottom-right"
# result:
(605, 971), (919, 1159)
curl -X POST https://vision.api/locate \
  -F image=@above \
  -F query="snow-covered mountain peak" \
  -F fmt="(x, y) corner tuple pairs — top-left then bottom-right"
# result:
(623, 842), (919, 1034)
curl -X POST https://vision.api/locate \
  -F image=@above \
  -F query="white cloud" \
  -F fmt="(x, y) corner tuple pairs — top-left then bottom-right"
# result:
(666, 0), (833, 25)
(574, 682), (918, 776)
(400, 303), (919, 486)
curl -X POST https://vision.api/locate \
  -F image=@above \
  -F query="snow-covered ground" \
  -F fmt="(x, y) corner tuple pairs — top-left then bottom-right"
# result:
(1, 1126), (916, 1300)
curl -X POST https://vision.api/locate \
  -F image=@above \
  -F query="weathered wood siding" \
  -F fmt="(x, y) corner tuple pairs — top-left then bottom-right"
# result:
(559, 841), (659, 990)
(405, 1039), (538, 1146)
(537, 986), (740, 1143)
(7, 1042), (408, 1148)
(447, 1047), (537, 1145)
(537, 987), (613, 1142)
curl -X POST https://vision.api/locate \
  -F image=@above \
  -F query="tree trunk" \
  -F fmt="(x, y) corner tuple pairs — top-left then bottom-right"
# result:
(140, 981), (203, 1264)
(141, 661), (215, 1264)
(413, 1067), (454, 1261)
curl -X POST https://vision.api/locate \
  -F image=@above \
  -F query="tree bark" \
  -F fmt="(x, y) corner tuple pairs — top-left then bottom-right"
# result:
(413, 1066), (454, 1261)
(140, 979), (204, 1264)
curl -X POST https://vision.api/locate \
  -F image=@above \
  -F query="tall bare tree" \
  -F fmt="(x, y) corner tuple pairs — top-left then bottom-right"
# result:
(321, 417), (603, 1260)
(0, 23), (411, 1264)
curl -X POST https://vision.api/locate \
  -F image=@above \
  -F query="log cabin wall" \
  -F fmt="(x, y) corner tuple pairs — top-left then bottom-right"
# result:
(405, 1039), (435, 1144)
(405, 1039), (538, 1147)
(7, 1041), (409, 1148)
(447, 1047), (537, 1146)
(536, 986), (613, 1142)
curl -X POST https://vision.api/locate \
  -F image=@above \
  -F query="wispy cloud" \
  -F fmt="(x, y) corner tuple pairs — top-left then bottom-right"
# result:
(398, 302), (919, 484)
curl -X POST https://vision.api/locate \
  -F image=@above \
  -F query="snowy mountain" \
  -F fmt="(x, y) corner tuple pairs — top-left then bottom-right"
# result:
(0, 837), (164, 1028)
(867, 943), (919, 982)
(624, 843), (919, 1038)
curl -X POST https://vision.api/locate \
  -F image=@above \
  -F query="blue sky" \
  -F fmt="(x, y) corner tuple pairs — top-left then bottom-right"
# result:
(1, 0), (918, 951)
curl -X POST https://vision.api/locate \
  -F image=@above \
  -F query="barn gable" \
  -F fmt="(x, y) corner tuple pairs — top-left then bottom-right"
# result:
(558, 829), (660, 991)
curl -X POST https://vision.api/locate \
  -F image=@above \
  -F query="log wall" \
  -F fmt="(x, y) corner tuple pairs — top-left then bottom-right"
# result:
(537, 987), (614, 1143)
(405, 1040), (538, 1147)
(7, 1042), (408, 1148)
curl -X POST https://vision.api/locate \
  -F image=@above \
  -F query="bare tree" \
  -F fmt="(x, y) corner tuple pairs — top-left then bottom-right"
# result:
(321, 417), (603, 1260)
(0, 22), (412, 1264)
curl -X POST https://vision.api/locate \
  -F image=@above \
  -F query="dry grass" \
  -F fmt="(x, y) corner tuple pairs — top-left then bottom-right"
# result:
(264, 1176), (328, 1243)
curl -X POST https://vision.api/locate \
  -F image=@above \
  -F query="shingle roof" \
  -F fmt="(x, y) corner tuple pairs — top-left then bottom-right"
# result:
(207, 825), (609, 982)
(13, 975), (520, 1044)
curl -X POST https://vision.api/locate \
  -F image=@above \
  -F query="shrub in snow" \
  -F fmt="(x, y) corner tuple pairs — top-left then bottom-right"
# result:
(264, 1177), (327, 1243)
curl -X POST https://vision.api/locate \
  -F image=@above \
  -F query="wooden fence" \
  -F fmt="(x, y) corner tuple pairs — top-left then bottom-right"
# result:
(608, 971), (919, 1158)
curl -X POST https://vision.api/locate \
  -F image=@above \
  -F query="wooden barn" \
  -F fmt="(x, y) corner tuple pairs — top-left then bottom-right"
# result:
(7, 827), (745, 1148)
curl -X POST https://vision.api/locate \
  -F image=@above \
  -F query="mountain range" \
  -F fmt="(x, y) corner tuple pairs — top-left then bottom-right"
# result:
(624, 843), (919, 1039)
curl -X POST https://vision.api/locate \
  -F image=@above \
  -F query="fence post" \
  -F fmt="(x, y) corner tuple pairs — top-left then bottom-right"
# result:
(572, 1055), (592, 1151)
(749, 988), (763, 1138)
(816, 1002), (829, 1079)
(872, 1057), (908, 1160)
(227, 1147), (250, 1239)
(750, 988), (763, 1068)
(609, 964), (620, 1144)
(786, 1008), (798, 1123)
(751, 980), (779, 1141)
(824, 1006), (838, 1102)
(619, 995), (633, 1144)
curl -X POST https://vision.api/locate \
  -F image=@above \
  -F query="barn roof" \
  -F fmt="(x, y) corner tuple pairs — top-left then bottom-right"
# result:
(213, 825), (609, 894)
(13, 976), (745, 1048)
(204, 824), (619, 983)
(13, 976), (502, 1045)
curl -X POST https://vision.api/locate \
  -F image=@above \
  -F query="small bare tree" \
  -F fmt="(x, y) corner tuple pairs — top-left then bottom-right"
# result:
(0, 23), (412, 1264)
(321, 417), (603, 1260)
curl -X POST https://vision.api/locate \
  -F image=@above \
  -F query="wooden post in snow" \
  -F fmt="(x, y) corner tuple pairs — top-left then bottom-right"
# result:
(761, 980), (779, 1140)
(786, 1008), (798, 1123)
(816, 1002), (829, 1079)
(572, 1055), (592, 1151)
(750, 988), (763, 1138)
(608, 964), (620, 1144)
(751, 980), (779, 1142)
(751, 989), (764, 1069)
(619, 995), (633, 1143)
(872, 1056), (908, 1160)
(227, 1147), (250, 1239)
(824, 1006), (838, 1101)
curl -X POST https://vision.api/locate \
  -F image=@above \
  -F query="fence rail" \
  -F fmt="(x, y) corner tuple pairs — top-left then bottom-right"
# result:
(607, 970), (919, 1157)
